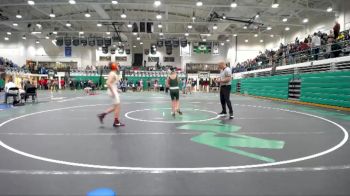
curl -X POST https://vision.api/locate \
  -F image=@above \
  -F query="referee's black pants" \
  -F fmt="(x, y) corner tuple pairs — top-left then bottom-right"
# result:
(220, 85), (233, 115)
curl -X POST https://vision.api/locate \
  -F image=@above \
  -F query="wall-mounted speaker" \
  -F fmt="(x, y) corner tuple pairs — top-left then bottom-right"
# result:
(140, 22), (145, 32)
(88, 38), (95, 46)
(64, 37), (71, 46)
(147, 22), (153, 33)
(72, 38), (79, 46)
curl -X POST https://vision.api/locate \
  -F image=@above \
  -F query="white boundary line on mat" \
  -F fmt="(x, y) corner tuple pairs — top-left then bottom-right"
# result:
(0, 104), (348, 173)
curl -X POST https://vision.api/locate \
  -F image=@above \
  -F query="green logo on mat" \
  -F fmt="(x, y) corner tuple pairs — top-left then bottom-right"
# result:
(177, 120), (285, 163)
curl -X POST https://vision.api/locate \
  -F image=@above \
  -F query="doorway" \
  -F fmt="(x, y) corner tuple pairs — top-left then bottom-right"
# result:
(133, 53), (143, 67)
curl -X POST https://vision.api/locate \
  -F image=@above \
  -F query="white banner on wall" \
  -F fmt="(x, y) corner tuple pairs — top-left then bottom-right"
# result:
(180, 44), (191, 57)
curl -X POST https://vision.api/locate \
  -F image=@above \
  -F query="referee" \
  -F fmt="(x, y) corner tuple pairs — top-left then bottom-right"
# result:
(217, 62), (234, 119)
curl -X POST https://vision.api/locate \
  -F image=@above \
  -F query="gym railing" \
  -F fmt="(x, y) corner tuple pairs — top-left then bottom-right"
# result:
(233, 40), (350, 73)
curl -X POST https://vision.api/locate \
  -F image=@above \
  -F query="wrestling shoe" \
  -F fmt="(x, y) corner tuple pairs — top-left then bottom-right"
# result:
(97, 113), (105, 124)
(218, 112), (227, 116)
(113, 122), (125, 127)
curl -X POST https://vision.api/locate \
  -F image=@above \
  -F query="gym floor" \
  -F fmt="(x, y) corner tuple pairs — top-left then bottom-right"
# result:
(0, 90), (349, 196)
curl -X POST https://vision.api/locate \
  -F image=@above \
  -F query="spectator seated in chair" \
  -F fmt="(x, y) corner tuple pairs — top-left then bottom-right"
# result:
(84, 80), (96, 95)
(23, 81), (37, 102)
(4, 76), (19, 104)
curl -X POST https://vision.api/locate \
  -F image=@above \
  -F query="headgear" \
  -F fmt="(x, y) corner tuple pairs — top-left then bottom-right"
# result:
(110, 62), (119, 71)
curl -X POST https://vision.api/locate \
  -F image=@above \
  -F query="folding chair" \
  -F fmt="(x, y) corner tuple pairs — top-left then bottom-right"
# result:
(25, 87), (37, 102)
(5, 87), (19, 104)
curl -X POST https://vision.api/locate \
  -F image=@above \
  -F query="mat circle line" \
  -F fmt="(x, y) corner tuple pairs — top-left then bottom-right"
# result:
(125, 108), (220, 123)
(0, 104), (347, 172)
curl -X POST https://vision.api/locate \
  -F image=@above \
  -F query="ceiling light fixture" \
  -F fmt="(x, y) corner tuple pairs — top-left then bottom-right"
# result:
(16, 10), (22, 19)
(154, 0), (161, 7)
(222, 14), (226, 19)
(202, 38), (207, 42)
(270, 34), (274, 37)
(36, 23), (42, 28)
(245, 39), (248, 43)
(49, 8), (56, 18)
(213, 24), (218, 30)
(255, 13), (260, 18)
(196, 0), (203, 7)
(254, 34), (258, 37)
(260, 39), (264, 43)
(231, 0), (237, 7)
(13, 23), (18, 26)
(27, 1), (35, 5)
(22, 35), (26, 40)
(156, 13), (162, 20)
(285, 27), (290, 31)
(4, 37), (9, 41)
(267, 26), (272, 30)
(111, 0), (118, 4)
(36, 40), (40, 44)
(327, 7), (333, 12)
(79, 31), (84, 34)
(106, 32), (111, 35)
(159, 32), (164, 36)
(97, 23), (102, 27)
(133, 32), (137, 35)
(303, 18), (309, 23)
(45, 36), (50, 39)
(53, 31), (58, 35)
(69, 0), (76, 5)
(226, 39), (230, 42)
(127, 22), (132, 28)
(158, 23), (163, 28)
(220, 42), (225, 46)
(66, 22), (72, 27)
(187, 24), (193, 29)
(282, 18), (288, 22)
(7, 32), (11, 35)
(85, 10), (91, 18)
(233, 34), (237, 37)
(192, 10), (196, 20)
(121, 10), (127, 18)
(136, 36), (140, 40)
(243, 26), (247, 29)
(140, 42), (143, 45)
(185, 32), (189, 36)
(272, 0), (279, 8)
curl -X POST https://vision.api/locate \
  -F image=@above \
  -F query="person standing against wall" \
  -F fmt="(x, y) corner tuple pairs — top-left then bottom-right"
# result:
(312, 32), (321, 60)
(217, 62), (234, 119)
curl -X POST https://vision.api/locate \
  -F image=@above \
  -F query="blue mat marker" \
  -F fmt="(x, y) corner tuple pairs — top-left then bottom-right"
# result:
(0, 104), (12, 110)
(87, 188), (116, 196)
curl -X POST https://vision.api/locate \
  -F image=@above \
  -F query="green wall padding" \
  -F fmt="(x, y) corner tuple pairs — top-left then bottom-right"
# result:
(231, 79), (238, 93)
(239, 75), (292, 99)
(0, 79), (4, 88)
(300, 71), (350, 108)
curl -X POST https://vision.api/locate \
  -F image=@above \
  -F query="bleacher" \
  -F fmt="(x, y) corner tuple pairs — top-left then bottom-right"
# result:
(232, 56), (350, 109)
(299, 71), (350, 108)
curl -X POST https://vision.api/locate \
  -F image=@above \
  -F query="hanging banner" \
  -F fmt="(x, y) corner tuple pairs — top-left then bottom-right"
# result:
(65, 46), (72, 57)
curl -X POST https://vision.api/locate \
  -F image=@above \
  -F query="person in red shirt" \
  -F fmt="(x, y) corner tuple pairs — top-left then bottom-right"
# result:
(299, 39), (310, 51)
(38, 79), (42, 90)
(43, 78), (48, 90)
(60, 79), (65, 90)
